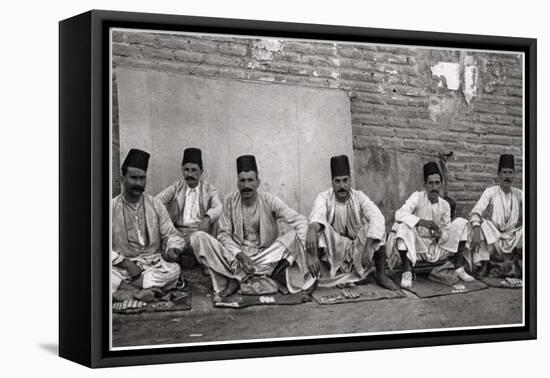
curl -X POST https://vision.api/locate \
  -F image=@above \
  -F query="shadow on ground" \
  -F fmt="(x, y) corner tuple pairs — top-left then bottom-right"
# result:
(38, 343), (58, 356)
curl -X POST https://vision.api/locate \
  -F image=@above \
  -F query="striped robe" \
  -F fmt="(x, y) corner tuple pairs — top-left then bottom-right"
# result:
(190, 192), (314, 294)
(155, 179), (222, 235)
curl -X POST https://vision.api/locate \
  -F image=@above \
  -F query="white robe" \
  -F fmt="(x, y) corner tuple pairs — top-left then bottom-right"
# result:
(190, 192), (314, 294)
(468, 185), (523, 264)
(386, 191), (468, 267)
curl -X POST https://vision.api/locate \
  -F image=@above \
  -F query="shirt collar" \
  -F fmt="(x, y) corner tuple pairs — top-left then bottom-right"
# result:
(422, 190), (442, 205)
(498, 186), (512, 197)
(186, 181), (200, 195)
(121, 193), (143, 209)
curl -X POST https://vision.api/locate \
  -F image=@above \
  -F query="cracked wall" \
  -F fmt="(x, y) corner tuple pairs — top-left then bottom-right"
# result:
(111, 31), (523, 220)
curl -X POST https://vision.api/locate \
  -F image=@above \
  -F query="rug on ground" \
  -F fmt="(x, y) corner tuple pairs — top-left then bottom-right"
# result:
(312, 284), (405, 305)
(214, 293), (310, 308)
(391, 272), (488, 298)
(112, 286), (191, 314)
(480, 277), (522, 288)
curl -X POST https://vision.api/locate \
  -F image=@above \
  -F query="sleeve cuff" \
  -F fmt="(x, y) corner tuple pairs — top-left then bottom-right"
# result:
(166, 236), (186, 251)
(366, 231), (385, 241)
(402, 214), (420, 228)
(309, 218), (328, 230)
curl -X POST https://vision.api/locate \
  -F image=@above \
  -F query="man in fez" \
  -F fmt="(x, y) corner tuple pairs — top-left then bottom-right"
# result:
(192, 155), (314, 297)
(468, 154), (523, 278)
(111, 149), (185, 298)
(156, 147), (222, 274)
(305, 155), (398, 290)
(386, 162), (474, 289)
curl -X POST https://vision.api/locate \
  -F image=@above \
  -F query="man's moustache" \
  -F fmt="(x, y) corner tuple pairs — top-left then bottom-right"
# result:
(131, 186), (145, 192)
(338, 189), (347, 193)
(430, 190), (439, 194)
(242, 188), (253, 192)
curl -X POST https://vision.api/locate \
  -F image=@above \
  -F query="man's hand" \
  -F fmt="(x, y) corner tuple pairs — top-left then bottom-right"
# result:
(164, 248), (181, 263)
(236, 252), (256, 274)
(471, 226), (481, 254)
(305, 223), (322, 277)
(417, 219), (440, 232)
(306, 252), (321, 278)
(431, 229), (442, 242)
(306, 223), (321, 256)
(120, 259), (142, 279)
(199, 215), (211, 232)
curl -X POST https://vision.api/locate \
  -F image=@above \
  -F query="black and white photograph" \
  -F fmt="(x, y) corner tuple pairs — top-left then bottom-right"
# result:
(3, 0), (548, 375)
(110, 26), (527, 349)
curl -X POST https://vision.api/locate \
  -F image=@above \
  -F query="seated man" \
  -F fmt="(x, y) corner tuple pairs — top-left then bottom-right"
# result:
(112, 149), (185, 299)
(305, 155), (397, 290)
(468, 154), (523, 278)
(155, 147), (222, 273)
(386, 162), (474, 289)
(189, 155), (314, 297)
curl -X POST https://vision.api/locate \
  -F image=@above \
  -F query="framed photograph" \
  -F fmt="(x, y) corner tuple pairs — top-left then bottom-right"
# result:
(59, 9), (536, 368)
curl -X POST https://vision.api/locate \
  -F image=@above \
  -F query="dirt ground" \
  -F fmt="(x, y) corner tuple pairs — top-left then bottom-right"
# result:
(112, 268), (523, 348)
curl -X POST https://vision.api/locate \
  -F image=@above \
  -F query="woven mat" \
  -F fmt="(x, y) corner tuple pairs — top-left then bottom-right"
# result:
(392, 273), (488, 298)
(312, 284), (405, 305)
(113, 287), (191, 314)
(480, 277), (523, 289)
(214, 293), (309, 309)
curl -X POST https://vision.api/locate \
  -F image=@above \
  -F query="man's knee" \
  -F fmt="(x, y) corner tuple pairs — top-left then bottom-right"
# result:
(191, 230), (209, 239)
(396, 238), (408, 252)
(189, 230), (221, 259)
(111, 271), (123, 292)
(393, 223), (416, 244)
(190, 230), (215, 246)
(165, 261), (181, 280)
(279, 230), (298, 243)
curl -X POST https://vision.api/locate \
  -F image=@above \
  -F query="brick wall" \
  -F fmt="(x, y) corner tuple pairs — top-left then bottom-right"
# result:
(111, 30), (523, 219)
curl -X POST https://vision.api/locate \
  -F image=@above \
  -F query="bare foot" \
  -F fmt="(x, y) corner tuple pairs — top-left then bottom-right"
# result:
(376, 274), (399, 291)
(336, 282), (357, 289)
(219, 279), (240, 297)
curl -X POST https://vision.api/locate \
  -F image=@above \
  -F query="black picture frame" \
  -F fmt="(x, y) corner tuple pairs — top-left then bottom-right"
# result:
(59, 9), (536, 368)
